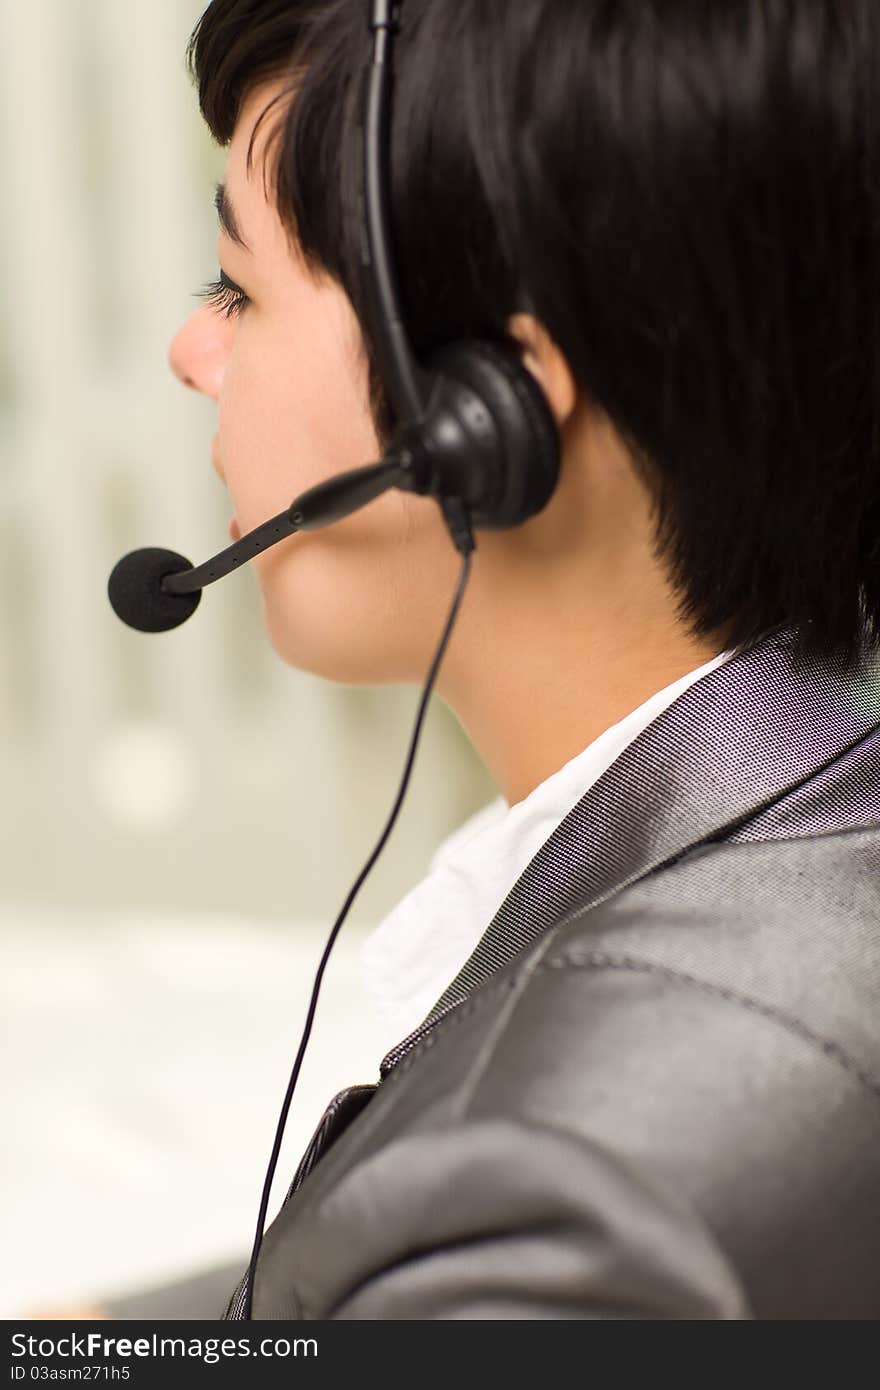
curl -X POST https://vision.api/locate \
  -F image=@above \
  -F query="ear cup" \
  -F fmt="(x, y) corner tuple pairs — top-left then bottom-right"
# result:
(422, 339), (561, 529)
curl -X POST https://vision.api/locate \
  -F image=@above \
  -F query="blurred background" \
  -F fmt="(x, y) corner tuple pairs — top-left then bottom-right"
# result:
(0, 0), (495, 1315)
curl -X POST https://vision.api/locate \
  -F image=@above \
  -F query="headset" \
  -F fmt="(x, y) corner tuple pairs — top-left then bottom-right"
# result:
(107, 0), (560, 1320)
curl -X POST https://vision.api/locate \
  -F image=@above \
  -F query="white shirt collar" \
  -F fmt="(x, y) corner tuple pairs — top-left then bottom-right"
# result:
(360, 646), (736, 1051)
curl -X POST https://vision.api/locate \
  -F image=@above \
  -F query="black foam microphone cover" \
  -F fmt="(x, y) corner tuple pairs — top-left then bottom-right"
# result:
(108, 548), (201, 633)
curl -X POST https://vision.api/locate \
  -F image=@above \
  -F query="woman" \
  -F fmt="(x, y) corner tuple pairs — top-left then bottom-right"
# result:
(97, 0), (880, 1318)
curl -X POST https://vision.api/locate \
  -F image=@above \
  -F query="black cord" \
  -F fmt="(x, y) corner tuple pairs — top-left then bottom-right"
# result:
(242, 511), (474, 1319)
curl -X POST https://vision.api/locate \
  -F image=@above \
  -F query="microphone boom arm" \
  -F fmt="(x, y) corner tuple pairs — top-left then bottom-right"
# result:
(161, 455), (408, 596)
(161, 507), (299, 596)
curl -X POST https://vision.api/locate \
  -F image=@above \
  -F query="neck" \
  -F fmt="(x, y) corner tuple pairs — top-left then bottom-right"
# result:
(441, 611), (726, 808)
(435, 396), (732, 807)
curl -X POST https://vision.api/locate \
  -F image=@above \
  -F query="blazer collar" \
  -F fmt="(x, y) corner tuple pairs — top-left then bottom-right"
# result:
(380, 625), (880, 1075)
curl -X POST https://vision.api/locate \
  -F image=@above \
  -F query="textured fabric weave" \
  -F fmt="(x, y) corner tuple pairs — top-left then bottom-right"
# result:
(228, 624), (880, 1320)
(360, 645), (734, 1046)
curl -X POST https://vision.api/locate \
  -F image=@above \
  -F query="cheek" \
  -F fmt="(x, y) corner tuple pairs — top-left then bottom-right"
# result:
(209, 283), (471, 682)
(254, 490), (466, 683)
(218, 315), (381, 528)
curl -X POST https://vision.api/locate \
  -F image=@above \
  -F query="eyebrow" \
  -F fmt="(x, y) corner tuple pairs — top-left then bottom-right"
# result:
(214, 181), (251, 253)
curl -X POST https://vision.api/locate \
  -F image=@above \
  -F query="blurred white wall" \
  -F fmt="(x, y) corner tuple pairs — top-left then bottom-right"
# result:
(0, 0), (496, 1313)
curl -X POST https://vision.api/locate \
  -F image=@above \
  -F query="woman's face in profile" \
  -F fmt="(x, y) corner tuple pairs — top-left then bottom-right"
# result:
(167, 78), (462, 685)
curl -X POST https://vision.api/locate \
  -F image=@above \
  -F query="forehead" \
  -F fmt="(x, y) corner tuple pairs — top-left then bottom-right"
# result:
(223, 77), (291, 227)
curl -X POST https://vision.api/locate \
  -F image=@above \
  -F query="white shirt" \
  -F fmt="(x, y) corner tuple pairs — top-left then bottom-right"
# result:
(360, 647), (735, 1049)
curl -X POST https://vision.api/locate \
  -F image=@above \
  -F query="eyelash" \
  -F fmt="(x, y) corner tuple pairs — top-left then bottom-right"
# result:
(195, 269), (250, 319)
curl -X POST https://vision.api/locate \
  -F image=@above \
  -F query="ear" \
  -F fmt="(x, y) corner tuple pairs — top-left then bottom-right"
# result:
(506, 312), (577, 429)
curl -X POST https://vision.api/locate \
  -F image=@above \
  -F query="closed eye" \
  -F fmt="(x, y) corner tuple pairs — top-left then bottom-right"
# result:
(194, 269), (250, 319)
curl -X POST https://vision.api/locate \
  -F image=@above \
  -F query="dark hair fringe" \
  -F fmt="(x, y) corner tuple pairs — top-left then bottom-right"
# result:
(188, 0), (880, 676)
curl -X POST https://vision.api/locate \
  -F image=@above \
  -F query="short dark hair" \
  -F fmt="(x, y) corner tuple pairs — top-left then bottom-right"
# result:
(187, 0), (880, 674)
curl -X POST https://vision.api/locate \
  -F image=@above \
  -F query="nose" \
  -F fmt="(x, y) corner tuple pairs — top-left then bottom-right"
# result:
(168, 304), (234, 400)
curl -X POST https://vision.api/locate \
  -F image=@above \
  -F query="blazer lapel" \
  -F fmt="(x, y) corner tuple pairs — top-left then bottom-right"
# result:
(284, 1083), (378, 1202)
(381, 624), (880, 1075)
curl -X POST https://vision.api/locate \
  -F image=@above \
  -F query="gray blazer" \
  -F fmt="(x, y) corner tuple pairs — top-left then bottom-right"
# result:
(225, 625), (880, 1320)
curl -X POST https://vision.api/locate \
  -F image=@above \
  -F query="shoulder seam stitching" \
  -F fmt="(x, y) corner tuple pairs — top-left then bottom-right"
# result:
(543, 950), (880, 1101)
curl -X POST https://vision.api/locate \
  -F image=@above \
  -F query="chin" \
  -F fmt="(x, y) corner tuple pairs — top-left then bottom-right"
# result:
(259, 589), (401, 685)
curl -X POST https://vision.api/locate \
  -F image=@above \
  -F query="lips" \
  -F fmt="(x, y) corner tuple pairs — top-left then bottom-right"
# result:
(212, 436), (238, 537)
(211, 435), (226, 485)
